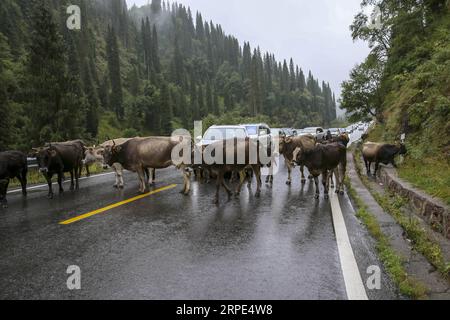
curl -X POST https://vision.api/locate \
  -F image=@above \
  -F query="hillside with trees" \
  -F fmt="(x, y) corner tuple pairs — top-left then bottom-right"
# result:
(341, 0), (449, 204)
(0, 0), (337, 151)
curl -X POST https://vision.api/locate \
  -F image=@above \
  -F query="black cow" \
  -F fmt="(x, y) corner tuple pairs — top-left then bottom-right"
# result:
(294, 142), (347, 199)
(362, 142), (407, 176)
(46, 140), (88, 177)
(0, 151), (28, 208)
(34, 143), (83, 198)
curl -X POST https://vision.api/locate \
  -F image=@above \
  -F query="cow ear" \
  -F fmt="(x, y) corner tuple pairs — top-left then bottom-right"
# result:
(113, 146), (122, 153)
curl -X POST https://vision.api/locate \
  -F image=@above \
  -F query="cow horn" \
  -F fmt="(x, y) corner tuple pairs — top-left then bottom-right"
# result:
(112, 140), (116, 147)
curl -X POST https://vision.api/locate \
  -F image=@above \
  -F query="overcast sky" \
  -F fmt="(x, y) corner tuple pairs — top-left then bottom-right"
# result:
(126, 0), (370, 112)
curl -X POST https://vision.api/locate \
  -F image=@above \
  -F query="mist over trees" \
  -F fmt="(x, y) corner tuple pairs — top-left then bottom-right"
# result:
(0, 0), (338, 151)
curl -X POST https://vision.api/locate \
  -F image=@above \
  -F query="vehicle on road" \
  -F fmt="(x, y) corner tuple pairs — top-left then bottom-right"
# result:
(303, 127), (325, 140)
(197, 125), (249, 148)
(328, 128), (341, 138)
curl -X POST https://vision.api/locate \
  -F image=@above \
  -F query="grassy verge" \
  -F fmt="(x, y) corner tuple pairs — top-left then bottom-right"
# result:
(366, 124), (450, 206)
(344, 176), (428, 299)
(398, 158), (450, 206)
(353, 148), (450, 279)
(9, 164), (107, 188)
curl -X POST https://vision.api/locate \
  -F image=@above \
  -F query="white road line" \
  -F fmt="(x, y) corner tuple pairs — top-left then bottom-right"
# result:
(330, 191), (369, 300)
(7, 172), (115, 194)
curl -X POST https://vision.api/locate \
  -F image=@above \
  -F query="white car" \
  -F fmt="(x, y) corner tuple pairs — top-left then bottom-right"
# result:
(197, 125), (249, 147)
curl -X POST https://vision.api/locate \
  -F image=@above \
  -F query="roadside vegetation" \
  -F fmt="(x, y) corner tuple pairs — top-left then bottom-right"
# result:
(352, 148), (450, 279)
(9, 164), (107, 188)
(341, 1), (449, 205)
(345, 175), (428, 299)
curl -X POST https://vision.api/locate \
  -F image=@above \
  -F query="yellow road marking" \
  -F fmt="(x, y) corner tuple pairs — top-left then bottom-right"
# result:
(59, 184), (178, 225)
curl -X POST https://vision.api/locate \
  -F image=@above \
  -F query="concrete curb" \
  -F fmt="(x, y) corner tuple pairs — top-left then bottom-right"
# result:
(378, 167), (450, 240)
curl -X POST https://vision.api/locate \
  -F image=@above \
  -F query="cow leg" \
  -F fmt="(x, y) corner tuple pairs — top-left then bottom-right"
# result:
(113, 164), (125, 189)
(144, 168), (150, 186)
(152, 168), (156, 184)
(337, 160), (346, 195)
(235, 171), (246, 196)
(75, 166), (80, 190)
(58, 171), (64, 194)
(20, 167), (27, 196)
(46, 173), (54, 199)
(300, 165), (307, 184)
(313, 175), (320, 200)
(323, 170), (330, 200)
(214, 170), (224, 205)
(252, 165), (262, 198)
(181, 167), (191, 195)
(69, 170), (75, 191)
(0, 178), (10, 208)
(221, 178), (233, 200)
(374, 162), (379, 177)
(136, 167), (146, 193)
(246, 169), (252, 188)
(85, 164), (90, 177)
(332, 171), (337, 189)
(113, 170), (120, 188)
(364, 159), (370, 175)
(286, 159), (292, 185)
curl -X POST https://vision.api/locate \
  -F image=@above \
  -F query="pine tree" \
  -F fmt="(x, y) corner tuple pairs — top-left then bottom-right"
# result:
(26, 2), (83, 145)
(205, 81), (213, 116)
(0, 33), (11, 150)
(160, 82), (173, 135)
(106, 26), (124, 120)
(151, 0), (162, 14)
(151, 26), (160, 73)
(82, 59), (100, 137)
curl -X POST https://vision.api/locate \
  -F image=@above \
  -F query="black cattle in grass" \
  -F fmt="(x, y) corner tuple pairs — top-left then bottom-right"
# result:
(362, 142), (407, 176)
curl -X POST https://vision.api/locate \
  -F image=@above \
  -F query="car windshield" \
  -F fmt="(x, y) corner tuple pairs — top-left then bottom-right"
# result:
(303, 128), (316, 133)
(245, 126), (258, 136)
(203, 128), (247, 141)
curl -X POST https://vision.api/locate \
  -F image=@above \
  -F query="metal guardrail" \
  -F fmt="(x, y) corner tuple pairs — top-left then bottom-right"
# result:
(27, 158), (38, 169)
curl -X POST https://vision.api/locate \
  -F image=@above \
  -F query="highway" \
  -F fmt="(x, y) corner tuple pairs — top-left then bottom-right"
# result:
(0, 129), (400, 300)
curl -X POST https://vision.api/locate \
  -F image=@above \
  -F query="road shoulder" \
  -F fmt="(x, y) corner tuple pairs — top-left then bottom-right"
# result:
(346, 150), (450, 299)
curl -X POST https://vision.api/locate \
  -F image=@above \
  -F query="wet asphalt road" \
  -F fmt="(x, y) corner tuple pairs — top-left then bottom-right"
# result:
(0, 131), (400, 300)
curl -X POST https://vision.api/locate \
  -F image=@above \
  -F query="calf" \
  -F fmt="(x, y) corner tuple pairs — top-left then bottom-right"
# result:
(362, 142), (407, 176)
(34, 142), (83, 198)
(294, 142), (347, 199)
(0, 151), (28, 208)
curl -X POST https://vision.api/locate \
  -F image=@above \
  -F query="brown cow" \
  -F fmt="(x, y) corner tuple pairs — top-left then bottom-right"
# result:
(278, 135), (316, 185)
(294, 142), (347, 199)
(103, 136), (191, 194)
(195, 139), (265, 204)
(362, 142), (407, 176)
(83, 138), (156, 189)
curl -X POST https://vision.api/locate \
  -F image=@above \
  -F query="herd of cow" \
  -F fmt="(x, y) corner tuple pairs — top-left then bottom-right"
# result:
(0, 132), (407, 208)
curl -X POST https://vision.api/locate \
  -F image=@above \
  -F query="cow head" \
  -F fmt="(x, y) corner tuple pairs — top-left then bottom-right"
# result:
(103, 142), (122, 168)
(35, 146), (58, 174)
(279, 136), (292, 155)
(83, 146), (106, 167)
